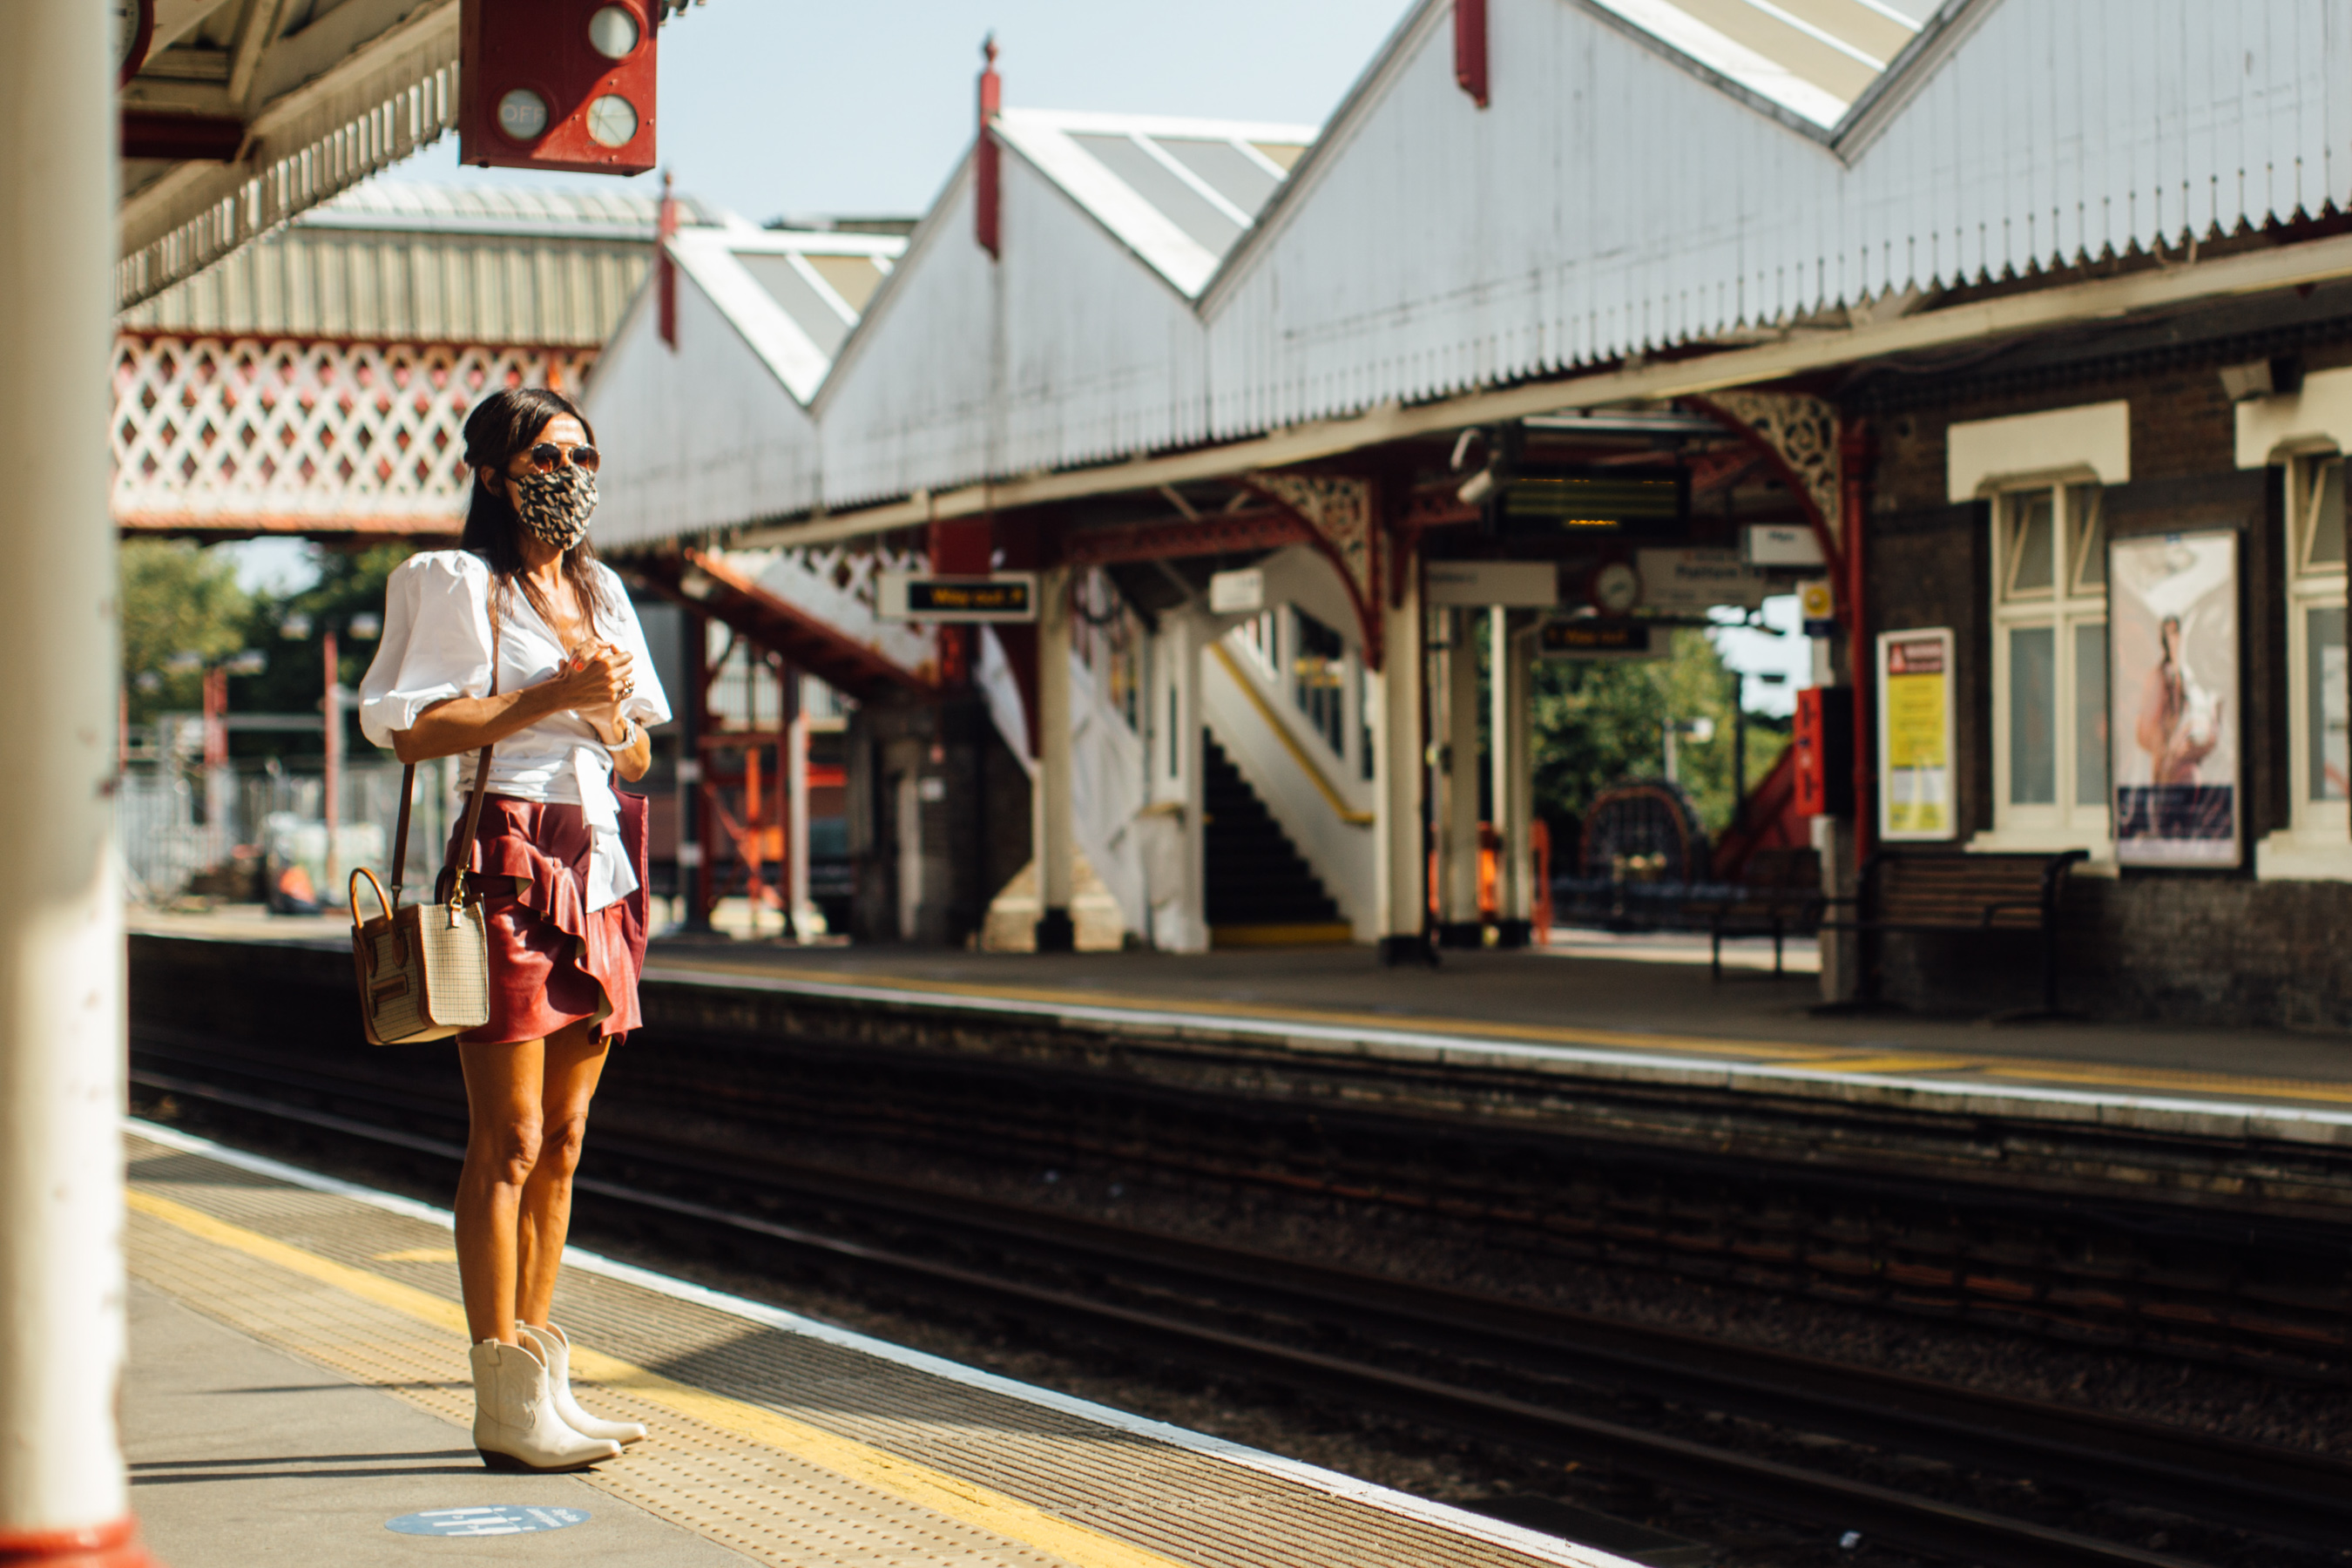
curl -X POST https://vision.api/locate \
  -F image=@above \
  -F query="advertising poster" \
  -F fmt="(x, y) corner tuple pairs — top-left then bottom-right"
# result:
(1876, 629), (1955, 841)
(2109, 532), (2240, 867)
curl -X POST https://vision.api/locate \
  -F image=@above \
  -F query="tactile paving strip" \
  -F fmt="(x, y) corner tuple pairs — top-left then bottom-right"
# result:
(126, 1136), (1598, 1568)
(125, 1194), (1082, 1566)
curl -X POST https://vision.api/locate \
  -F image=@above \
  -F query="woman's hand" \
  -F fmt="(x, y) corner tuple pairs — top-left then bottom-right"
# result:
(552, 642), (633, 718)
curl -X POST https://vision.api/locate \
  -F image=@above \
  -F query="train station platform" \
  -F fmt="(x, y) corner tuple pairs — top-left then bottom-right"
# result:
(124, 909), (2352, 1227)
(126, 905), (2352, 1121)
(123, 1120), (1630, 1568)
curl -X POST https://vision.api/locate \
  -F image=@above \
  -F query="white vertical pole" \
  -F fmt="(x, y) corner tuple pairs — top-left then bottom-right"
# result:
(1440, 609), (1483, 936)
(1032, 566), (1074, 951)
(0, 3), (153, 1564)
(787, 681), (812, 939)
(1497, 614), (1535, 932)
(322, 628), (341, 899)
(1174, 613), (1208, 953)
(1372, 572), (1426, 963)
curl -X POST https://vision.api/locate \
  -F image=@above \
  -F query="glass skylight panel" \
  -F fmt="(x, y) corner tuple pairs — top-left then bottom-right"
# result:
(733, 253), (852, 359)
(801, 253), (887, 314)
(1068, 132), (1246, 258)
(1588, 0), (1925, 130)
(1154, 139), (1282, 220)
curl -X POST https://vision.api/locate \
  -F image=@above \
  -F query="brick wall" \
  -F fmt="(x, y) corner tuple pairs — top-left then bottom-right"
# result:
(1855, 336), (2342, 1028)
(1880, 876), (2352, 1029)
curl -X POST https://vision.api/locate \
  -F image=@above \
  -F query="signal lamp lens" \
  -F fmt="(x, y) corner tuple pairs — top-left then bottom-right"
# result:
(585, 94), (639, 148)
(587, 6), (640, 59)
(497, 88), (550, 141)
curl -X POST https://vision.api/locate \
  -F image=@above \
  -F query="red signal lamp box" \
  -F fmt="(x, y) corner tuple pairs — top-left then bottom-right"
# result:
(1792, 686), (1855, 818)
(460, 0), (659, 176)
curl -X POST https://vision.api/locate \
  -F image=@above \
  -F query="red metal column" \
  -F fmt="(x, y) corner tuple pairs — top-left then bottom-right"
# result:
(1842, 421), (1875, 865)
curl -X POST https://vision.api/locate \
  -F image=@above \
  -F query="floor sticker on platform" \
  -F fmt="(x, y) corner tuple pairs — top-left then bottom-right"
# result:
(386, 1506), (589, 1537)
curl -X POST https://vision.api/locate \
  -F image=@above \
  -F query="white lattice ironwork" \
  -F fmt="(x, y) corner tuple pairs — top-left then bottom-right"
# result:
(112, 335), (597, 536)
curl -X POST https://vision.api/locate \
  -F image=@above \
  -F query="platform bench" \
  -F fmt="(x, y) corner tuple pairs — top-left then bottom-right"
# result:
(1695, 847), (1822, 980)
(1820, 849), (2088, 1015)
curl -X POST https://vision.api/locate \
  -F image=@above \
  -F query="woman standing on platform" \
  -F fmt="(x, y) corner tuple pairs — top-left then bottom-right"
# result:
(358, 387), (671, 1472)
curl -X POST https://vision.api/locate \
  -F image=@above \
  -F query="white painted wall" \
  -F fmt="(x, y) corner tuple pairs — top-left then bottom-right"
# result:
(583, 258), (824, 548)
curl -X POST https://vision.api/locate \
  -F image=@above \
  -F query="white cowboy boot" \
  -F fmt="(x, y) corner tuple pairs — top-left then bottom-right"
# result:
(521, 1321), (647, 1445)
(470, 1337), (623, 1471)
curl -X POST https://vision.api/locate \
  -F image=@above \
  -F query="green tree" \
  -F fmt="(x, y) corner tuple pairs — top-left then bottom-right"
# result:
(1529, 626), (1789, 846)
(235, 543), (418, 758)
(121, 540), (252, 727)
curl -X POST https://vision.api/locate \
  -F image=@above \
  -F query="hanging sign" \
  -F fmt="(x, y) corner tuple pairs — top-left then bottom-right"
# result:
(877, 571), (1037, 623)
(1876, 630), (1956, 841)
(1746, 522), (1828, 567)
(1797, 578), (1839, 637)
(1207, 568), (1265, 614)
(2110, 531), (2240, 868)
(1536, 618), (1662, 659)
(1425, 560), (1558, 607)
(1637, 549), (1769, 611)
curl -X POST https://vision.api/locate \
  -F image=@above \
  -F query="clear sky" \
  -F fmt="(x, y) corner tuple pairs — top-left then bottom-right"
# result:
(378, 0), (1416, 222)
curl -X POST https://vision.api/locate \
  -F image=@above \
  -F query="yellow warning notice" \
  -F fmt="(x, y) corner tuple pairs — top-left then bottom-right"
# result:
(1880, 631), (1954, 839)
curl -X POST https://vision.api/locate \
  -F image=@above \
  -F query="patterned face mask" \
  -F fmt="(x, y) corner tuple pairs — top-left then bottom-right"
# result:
(512, 464), (598, 550)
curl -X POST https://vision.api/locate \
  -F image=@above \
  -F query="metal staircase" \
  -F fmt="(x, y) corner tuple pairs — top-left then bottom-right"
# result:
(1202, 733), (1351, 947)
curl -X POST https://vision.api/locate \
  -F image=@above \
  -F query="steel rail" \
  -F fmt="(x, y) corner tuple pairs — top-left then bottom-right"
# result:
(127, 1043), (2352, 1568)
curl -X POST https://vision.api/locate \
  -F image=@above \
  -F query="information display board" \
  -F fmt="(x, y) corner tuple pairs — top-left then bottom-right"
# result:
(2110, 531), (2240, 867)
(877, 571), (1038, 623)
(1876, 629), (1956, 841)
(1490, 465), (1688, 542)
(1536, 618), (1662, 659)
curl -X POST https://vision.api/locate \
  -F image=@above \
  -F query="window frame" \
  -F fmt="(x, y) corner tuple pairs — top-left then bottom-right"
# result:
(1978, 481), (2112, 855)
(2259, 454), (2352, 877)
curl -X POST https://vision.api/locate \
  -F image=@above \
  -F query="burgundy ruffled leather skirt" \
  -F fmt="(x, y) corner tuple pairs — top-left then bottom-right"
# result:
(448, 793), (651, 1046)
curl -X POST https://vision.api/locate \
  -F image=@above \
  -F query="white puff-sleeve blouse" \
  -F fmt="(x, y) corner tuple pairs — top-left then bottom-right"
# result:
(358, 551), (671, 911)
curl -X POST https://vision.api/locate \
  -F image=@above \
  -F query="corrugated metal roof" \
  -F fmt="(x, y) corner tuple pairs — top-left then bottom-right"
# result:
(115, 183), (701, 346)
(592, 0), (2352, 545)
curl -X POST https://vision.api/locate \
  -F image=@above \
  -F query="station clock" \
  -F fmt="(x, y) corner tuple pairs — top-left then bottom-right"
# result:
(460, 0), (660, 176)
(1591, 560), (1643, 614)
(114, 0), (155, 86)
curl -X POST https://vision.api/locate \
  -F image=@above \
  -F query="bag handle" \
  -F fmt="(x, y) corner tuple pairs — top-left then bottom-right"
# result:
(349, 866), (392, 927)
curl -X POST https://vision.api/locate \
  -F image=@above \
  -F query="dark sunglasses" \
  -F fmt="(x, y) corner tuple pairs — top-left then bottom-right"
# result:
(527, 442), (600, 474)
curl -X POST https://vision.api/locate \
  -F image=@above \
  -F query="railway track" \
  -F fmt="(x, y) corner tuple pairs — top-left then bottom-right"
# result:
(129, 1028), (2352, 1568)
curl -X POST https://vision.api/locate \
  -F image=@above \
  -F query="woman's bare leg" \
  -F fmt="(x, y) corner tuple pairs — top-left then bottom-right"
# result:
(517, 1019), (612, 1329)
(456, 1037), (548, 1345)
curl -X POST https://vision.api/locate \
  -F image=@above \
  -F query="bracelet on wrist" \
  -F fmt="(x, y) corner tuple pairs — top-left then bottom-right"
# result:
(602, 718), (637, 753)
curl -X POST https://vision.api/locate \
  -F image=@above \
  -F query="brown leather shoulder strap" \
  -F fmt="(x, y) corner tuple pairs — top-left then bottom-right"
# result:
(389, 764), (418, 904)
(441, 582), (504, 903)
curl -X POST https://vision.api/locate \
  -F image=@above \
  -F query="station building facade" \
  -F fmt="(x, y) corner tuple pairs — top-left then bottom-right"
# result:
(1851, 287), (2352, 1026)
(583, 0), (2352, 1027)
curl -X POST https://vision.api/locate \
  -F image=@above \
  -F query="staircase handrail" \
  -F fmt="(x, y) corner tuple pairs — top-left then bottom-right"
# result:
(1206, 641), (1373, 826)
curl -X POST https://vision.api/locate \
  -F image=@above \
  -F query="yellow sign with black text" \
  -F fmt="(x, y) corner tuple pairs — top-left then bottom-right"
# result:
(1877, 629), (1955, 840)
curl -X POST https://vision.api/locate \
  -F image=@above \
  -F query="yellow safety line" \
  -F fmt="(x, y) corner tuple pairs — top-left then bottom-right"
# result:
(1206, 642), (1376, 824)
(646, 960), (2352, 1108)
(650, 959), (1831, 1061)
(126, 1189), (1194, 1568)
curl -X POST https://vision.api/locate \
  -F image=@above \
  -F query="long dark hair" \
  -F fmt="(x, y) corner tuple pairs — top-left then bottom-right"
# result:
(460, 387), (618, 640)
